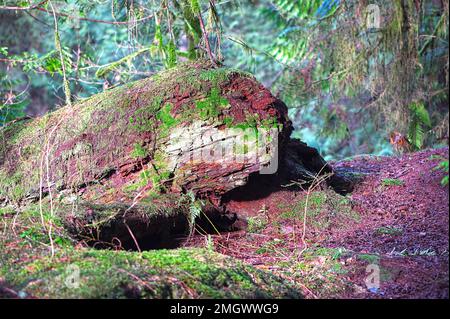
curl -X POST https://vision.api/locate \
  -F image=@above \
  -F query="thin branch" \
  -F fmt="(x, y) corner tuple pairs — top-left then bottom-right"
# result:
(24, 9), (52, 28)
(197, 9), (216, 66)
(419, 13), (446, 55)
(35, 7), (154, 26)
(0, 58), (35, 64)
(49, 0), (71, 107)
(0, 0), (154, 25)
(123, 222), (141, 253)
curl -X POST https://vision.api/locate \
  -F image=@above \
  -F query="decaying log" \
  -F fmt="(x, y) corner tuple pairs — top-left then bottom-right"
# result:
(0, 60), (352, 248)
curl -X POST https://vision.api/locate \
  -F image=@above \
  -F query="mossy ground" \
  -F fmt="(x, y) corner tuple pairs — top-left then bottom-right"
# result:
(0, 244), (301, 299)
(277, 189), (360, 230)
(0, 200), (302, 299)
(247, 190), (361, 297)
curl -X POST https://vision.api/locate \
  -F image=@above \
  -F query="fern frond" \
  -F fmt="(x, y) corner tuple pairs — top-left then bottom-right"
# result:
(185, 191), (203, 235)
(410, 101), (431, 127)
(408, 118), (424, 150)
(407, 101), (431, 150)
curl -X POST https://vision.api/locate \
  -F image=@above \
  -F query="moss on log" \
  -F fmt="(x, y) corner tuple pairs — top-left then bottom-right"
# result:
(0, 60), (351, 247)
(0, 60), (291, 204)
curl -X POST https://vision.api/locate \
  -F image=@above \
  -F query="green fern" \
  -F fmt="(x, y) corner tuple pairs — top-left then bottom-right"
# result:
(407, 101), (431, 150)
(269, 0), (340, 64)
(433, 159), (449, 186)
(186, 191), (203, 235)
(165, 40), (177, 69)
(151, 24), (178, 70)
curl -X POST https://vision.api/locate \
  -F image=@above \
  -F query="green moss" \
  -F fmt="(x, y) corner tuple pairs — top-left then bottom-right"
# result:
(0, 200), (73, 250)
(0, 206), (15, 216)
(357, 253), (380, 264)
(0, 170), (26, 203)
(122, 159), (171, 196)
(375, 226), (403, 235)
(138, 150), (172, 194)
(195, 87), (229, 120)
(128, 96), (162, 133)
(156, 103), (177, 128)
(0, 245), (302, 299)
(279, 190), (360, 230)
(253, 244), (352, 297)
(126, 64), (244, 132)
(130, 143), (149, 159)
(122, 180), (145, 193)
(381, 178), (404, 186)
(156, 103), (179, 138)
(224, 113), (279, 136)
(233, 113), (260, 132)
(222, 116), (234, 127)
(279, 192), (327, 220)
(66, 194), (188, 230)
(199, 68), (231, 85)
(133, 168), (169, 194)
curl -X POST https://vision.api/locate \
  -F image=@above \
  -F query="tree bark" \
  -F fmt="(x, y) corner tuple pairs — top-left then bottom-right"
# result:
(0, 60), (352, 247)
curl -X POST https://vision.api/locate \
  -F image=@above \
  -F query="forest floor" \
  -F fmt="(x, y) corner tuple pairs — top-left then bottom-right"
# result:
(1, 147), (448, 299)
(186, 147), (449, 299)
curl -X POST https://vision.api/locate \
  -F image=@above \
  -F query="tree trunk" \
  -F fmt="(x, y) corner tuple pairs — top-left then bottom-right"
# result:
(0, 60), (352, 248)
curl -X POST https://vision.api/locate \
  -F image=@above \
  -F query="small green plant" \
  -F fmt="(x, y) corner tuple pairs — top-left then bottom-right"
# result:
(205, 235), (215, 252)
(279, 192), (327, 220)
(433, 159), (449, 186)
(429, 154), (442, 160)
(130, 143), (148, 159)
(381, 178), (404, 186)
(19, 228), (42, 241)
(358, 253), (380, 264)
(0, 206), (15, 216)
(255, 239), (284, 255)
(315, 247), (347, 260)
(376, 226), (403, 235)
(186, 191), (203, 235)
(247, 213), (269, 233)
(407, 101), (431, 150)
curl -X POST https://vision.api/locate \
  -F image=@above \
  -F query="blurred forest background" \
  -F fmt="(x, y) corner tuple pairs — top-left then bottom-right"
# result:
(0, 0), (448, 160)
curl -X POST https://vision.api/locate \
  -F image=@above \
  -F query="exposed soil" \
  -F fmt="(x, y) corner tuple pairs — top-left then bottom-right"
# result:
(185, 147), (449, 299)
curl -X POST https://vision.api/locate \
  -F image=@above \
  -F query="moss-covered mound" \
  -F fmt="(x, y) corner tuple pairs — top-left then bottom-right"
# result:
(0, 243), (301, 299)
(0, 198), (301, 299)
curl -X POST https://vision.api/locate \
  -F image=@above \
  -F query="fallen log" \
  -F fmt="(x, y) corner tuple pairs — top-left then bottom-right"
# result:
(0, 60), (352, 249)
